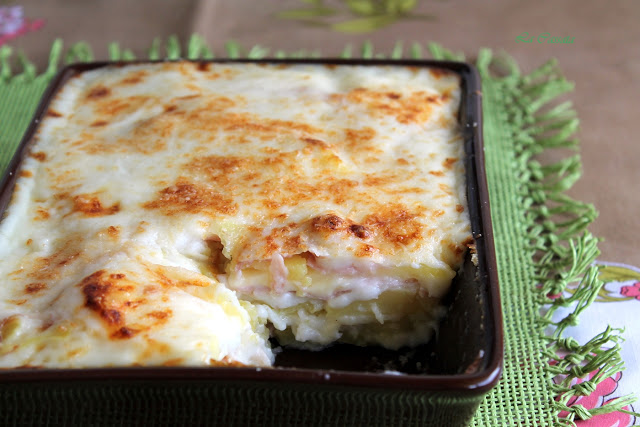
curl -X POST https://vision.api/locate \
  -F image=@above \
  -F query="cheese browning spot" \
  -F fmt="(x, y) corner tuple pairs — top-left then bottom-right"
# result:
(34, 207), (50, 220)
(46, 109), (63, 118)
(429, 68), (453, 79)
(147, 310), (171, 320)
(143, 182), (238, 216)
(187, 156), (251, 187)
(19, 170), (33, 178)
(78, 270), (154, 340)
(183, 97), (238, 123)
(72, 194), (120, 217)
(119, 70), (149, 85)
(448, 242), (465, 256)
(87, 86), (111, 99)
(334, 88), (440, 124)
(81, 270), (124, 326)
(24, 283), (47, 294)
(349, 224), (370, 239)
(443, 157), (458, 169)
(30, 151), (47, 162)
(219, 114), (322, 140)
(198, 65), (240, 80)
(356, 244), (378, 257)
(311, 214), (372, 240)
(438, 183), (453, 196)
(344, 127), (377, 152)
(25, 240), (82, 282)
(107, 226), (120, 238)
(302, 137), (329, 148)
(196, 62), (211, 72)
(111, 326), (138, 339)
(326, 179), (358, 204)
(363, 174), (399, 187)
(39, 319), (54, 332)
(174, 94), (201, 101)
(312, 214), (347, 233)
(363, 205), (423, 248)
(260, 223), (307, 258)
(94, 95), (154, 119)
(147, 264), (214, 290)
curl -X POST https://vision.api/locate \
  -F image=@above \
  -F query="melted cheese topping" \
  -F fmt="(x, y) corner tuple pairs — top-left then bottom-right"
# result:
(0, 62), (471, 367)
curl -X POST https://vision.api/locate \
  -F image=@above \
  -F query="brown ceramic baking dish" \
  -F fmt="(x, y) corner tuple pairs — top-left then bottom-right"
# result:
(0, 59), (502, 427)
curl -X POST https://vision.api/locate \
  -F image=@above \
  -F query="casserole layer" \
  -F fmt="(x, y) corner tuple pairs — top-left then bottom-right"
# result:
(0, 62), (471, 367)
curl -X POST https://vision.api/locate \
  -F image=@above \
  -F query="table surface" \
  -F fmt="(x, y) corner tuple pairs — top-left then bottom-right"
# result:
(2, 1), (639, 425)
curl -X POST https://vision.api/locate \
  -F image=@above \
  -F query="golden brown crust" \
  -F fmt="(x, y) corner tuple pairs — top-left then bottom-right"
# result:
(143, 182), (238, 216)
(72, 194), (120, 217)
(24, 283), (47, 295)
(330, 87), (447, 125)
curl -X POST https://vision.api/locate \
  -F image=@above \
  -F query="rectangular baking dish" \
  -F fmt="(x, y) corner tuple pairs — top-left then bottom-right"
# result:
(0, 59), (502, 427)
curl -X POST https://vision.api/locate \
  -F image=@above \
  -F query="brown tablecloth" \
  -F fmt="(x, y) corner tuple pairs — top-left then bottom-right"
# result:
(10, 0), (640, 265)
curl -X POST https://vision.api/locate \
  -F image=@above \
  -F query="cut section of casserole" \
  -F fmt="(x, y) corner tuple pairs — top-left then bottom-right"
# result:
(0, 62), (472, 367)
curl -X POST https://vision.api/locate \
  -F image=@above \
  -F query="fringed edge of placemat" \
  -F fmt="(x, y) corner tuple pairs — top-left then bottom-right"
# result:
(503, 58), (639, 426)
(445, 49), (638, 425)
(0, 35), (435, 84)
(1, 35), (637, 426)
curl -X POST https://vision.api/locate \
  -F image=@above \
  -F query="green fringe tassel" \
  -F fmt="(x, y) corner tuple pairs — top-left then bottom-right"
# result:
(0, 35), (637, 426)
(433, 46), (638, 426)
(0, 36), (465, 84)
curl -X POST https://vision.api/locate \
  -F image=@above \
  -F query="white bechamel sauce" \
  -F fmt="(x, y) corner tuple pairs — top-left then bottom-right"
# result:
(0, 62), (470, 367)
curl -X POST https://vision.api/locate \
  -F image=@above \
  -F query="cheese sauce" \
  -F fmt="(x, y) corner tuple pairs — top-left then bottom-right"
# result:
(0, 62), (471, 367)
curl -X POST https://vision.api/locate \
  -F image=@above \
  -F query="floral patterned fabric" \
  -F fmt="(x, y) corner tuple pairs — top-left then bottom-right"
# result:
(554, 262), (640, 426)
(0, 6), (43, 46)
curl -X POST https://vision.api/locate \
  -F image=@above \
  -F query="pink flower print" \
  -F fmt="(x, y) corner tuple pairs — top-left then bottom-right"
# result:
(620, 282), (640, 300)
(0, 6), (23, 35)
(0, 7), (44, 46)
(557, 370), (636, 426)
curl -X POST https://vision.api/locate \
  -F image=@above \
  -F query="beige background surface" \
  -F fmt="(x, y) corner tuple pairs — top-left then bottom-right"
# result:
(8, 0), (639, 265)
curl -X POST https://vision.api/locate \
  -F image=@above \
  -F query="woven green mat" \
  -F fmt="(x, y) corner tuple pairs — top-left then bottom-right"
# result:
(0, 37), (637, 426)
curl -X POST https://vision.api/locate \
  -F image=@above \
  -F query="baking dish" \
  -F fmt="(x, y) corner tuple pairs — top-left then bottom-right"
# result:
(0, 59), (502, 426)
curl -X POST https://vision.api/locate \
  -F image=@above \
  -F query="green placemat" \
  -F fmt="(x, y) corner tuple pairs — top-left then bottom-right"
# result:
(0, 37), (636, 426)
